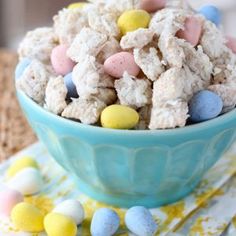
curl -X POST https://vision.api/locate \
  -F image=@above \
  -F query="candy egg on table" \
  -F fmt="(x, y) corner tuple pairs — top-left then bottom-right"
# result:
(15, 58), (31, 80)
(68, 2), (88, 9)
(0, 188), (23, 216)
(125, 206), (158, 236)
(140, 0), (166, 13)
(64, 73), (78, 98)
(7, 167), (43, 196)
(11, 202), (44, 233)
(90, 208), (120, 236)
(104, 52), (140, 78)
(226, 36), (236, 54)
(198, 5), (221, 27)
(189, 90), (223, 122)
(101, 105), (139, 129)
(7, 156), (39, 179)
(176, 16), (202, 47)
(118, 10), (151, 36)
(44, 212), (77, 236)
(53, 199), (84, 225)
(51, 44), (75, 76)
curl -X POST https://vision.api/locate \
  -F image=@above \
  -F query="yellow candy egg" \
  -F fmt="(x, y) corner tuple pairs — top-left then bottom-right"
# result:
(11, 202), (44, 233)
(118, 10), (151, 35)
(68, 2), (87, 9)
(101, 105), (139, 129)
(44, 213), (77, 236)
(7, 157), (39, 179)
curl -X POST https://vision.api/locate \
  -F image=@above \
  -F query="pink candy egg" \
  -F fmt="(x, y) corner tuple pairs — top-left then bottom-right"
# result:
(176, 16), (203, 47)
(226, 36), (236, 54)
(104, 52), (140, 78)
(140, 0), (166, 13)
(0, 188), (23, 216)
(51, 45), (75, 76)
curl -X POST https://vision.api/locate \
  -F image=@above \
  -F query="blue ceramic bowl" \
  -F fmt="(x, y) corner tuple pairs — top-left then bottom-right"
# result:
(17, 91), (236, 208)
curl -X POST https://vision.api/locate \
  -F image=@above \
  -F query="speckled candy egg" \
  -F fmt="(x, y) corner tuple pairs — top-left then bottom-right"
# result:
(90, 208), (120, 236)
(0, 188), (23, 216)
(51, 45), (75, 76)
(15, 58), (31, 80)
(11, 202), (44, 233)
(44, 212), (77, 236)
(7, 156), (39, 179)
(53, 199), (84, 225)
(226, 36), (236, 54)
(176, 16), (202, 47)
(68, 2), (87, 9)
(104, 52), (140, 78)
(125, 206), (158, 236)
(140, 0), (166, 13)
(199, 5), (221, 27)
(118, 10), (151, 36)
(101, 105), (139, 129)
(189, 90), (223, 122)
(7, 167), (43, 196)
(64, 73), (78, 98)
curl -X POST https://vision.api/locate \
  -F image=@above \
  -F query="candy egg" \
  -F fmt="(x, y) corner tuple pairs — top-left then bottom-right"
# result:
(51, 45), (75, 76)
(44, 212), (77, 236)
(125, 206), (158, 236)
(176, 16), (202, 47)
(104, 52), (140, 78)
(68, 2), (87, 9)
(101, 105), (139, 129)
(198, 5), (221, 27)
(15, 58), (31, 80)
(11, 202), (44, 233)
(53, 199), (84, 225)
(118, 10), (151, 36)
(90, 208), (120, 236)
(140, 0), (166, 13)
(7, 156), (39, 179)
(189, 90), (223, 122)
(0, 188), (23, 216)
(226, 36), (236, 54)
(64, 73), (78, 98)
(7, 167), (43, 195)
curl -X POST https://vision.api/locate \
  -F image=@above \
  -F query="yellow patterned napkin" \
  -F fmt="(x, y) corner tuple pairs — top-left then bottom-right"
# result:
(0, 142), (235, 236)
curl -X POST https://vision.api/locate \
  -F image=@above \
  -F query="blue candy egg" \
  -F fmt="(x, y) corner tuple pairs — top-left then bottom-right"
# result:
(125, 206), (158, 236)
(64, 73), (78, 98)
(198, 5), (221, 26)
(189, 90), (223, 122)
(15, 58), (31, 80)
(90, 208), (120, 236)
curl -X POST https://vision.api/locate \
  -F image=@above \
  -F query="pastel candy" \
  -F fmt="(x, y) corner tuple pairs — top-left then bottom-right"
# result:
(91, 208), (120, 236)
(140, 0), (166, 13)
(7, 167), (43, 196)
(104, 52), (140, 78)
(199, 5), (221, 27)
(0, 188), (23, 216)
(44, 213), (77, 236)
(51, 45), (75, 76)
(118, 10), (151, 36)
(7, 156), (39, 178)
(15, 58), (31, 79)
(189, 90), (223, 122)
(226, 36), (236, 54)
(125, 206), (158, 236)
(101, 105), (139, 129)
(11, 202), (44, 233)
(176, 16), (202, 47)
(68, 2), (87, 9)
(53, 199), (85, 225)
(64, 73), (78, 98)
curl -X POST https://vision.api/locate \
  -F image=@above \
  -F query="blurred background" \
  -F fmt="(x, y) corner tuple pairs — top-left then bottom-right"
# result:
(0, 0), (236, 49)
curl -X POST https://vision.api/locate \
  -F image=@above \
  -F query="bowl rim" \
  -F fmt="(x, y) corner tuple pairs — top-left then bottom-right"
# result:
(17, 90), (236, 136)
